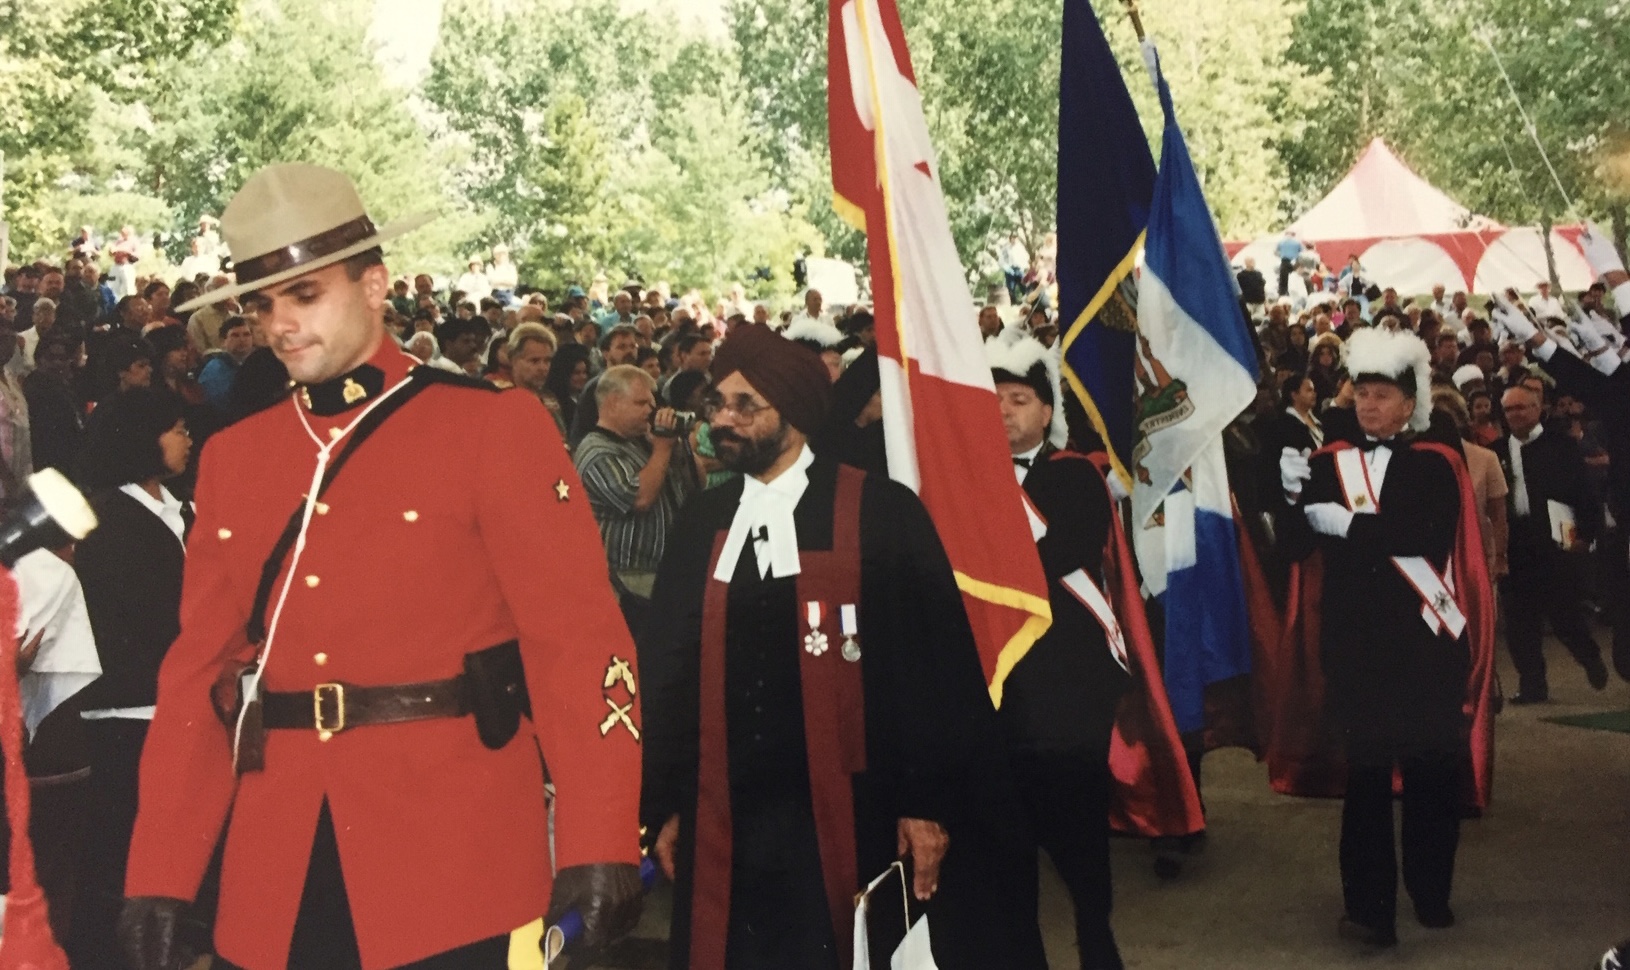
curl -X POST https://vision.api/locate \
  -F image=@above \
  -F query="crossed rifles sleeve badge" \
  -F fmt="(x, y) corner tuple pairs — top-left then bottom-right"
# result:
(599, 655), (640, 741)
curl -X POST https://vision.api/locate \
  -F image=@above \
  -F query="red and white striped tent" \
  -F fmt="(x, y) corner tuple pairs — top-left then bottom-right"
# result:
(1228, 138), (1592, 295)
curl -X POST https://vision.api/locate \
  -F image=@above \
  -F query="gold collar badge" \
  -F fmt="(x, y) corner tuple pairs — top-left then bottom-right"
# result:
(342, 378), (367, 405)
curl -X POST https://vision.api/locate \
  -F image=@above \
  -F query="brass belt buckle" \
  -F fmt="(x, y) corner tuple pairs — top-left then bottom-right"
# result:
(314, 683), (346, 740)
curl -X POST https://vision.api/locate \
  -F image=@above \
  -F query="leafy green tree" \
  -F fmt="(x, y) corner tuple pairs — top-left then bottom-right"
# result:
(513, 94), (619, 289)
(426, 0), (821, 294)
(1287, 0), (1629, 251)
(728, 0), (1318, 273)
(0, 0), (237, 257)
(1112, 0), (1321, 237)
(138, 0), (454, 270)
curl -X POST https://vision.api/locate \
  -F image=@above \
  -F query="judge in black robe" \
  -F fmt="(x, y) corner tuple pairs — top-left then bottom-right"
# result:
(641, 325), (1042, 970)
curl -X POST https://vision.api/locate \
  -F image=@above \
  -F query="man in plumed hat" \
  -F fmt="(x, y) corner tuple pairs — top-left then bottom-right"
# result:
(117, 164), (644, 969)
(782, 316), (851, 384)
(987, 335), (1131, 969)
(1275, 327), (1494, 949)
(640, 324), (1042, 969)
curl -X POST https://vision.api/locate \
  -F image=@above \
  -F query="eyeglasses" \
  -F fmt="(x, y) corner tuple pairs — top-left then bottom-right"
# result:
(702, 394), (772, 421)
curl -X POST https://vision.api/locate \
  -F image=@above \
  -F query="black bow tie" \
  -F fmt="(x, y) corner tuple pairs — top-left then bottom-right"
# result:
(1358, 437), (1397, 452)
(1013, 456), (1033, 469)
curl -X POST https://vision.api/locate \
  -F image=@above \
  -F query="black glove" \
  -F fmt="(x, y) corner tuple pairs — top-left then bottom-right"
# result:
(544, 862), (643, 950)
(118, 896), (196, 970)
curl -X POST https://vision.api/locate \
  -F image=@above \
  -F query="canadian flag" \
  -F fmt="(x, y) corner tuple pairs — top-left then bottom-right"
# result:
(828, 0), (1051, 703)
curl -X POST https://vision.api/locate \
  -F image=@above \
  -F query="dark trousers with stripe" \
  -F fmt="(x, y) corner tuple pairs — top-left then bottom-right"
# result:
(1010, 750), (1122, 970)
(1502, 550), (1603, 696)
(1339, 753), (1460, 930)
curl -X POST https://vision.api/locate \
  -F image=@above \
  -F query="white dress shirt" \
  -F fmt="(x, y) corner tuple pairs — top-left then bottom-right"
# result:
(784, 310), (829, 334)
(13, 549), (99, 739)
(118, 482), (187, 545)
(713, 444), (816, 582)
(1012, 442), (1044, 485)
(1507, 425), (1542, 518)
(1362, 438), (1394, 493)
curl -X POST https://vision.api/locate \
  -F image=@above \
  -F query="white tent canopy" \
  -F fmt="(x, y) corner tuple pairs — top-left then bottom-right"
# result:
(1230, 139), (1592, 296)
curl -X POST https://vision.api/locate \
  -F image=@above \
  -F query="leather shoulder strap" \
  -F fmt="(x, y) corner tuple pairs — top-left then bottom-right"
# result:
(245, 369), (438, 644)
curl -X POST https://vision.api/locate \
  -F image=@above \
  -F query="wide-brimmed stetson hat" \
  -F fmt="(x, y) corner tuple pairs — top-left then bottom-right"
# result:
(175, 163), (433, 314)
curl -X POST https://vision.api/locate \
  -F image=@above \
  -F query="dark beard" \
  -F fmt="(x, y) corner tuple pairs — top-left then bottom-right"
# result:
(715, 419), (793, 476)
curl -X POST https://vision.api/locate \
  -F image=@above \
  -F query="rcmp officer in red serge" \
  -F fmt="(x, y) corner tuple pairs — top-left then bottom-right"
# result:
(116, 163), (645, 969)
(640, 324), (1042, 970)
(1275, 327), (1492, 949)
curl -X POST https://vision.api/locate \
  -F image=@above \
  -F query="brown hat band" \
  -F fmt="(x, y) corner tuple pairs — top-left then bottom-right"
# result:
(233, 215), (378, 286)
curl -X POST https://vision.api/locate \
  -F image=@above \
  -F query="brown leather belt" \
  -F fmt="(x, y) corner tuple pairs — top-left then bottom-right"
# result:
(263, 676), (471, 735)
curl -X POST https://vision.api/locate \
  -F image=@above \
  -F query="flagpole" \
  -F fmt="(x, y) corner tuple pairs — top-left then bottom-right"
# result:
(1119, 0), (1148, 41)
(1476, 29), (1581, 223)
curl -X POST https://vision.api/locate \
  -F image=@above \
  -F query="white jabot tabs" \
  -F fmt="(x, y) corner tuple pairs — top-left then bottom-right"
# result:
(714, 444), (817, 582)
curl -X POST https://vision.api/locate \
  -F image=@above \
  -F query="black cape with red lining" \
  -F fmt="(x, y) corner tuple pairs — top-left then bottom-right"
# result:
(1265, 438), (1495, 808)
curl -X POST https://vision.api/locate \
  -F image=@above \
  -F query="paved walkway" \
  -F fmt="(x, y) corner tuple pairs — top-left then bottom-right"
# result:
(586, 637), (1630, 969)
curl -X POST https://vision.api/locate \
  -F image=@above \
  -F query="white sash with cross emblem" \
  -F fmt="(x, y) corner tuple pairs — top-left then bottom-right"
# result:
(1060, 569), (1132, 673)
(1332, 447), (1466, 639)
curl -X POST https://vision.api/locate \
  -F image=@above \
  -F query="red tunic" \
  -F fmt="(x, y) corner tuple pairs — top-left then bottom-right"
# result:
(125, 339), (643, 969)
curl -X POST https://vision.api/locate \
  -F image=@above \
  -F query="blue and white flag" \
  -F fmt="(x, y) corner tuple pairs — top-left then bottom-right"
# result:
(1127, 41), (1256, 734)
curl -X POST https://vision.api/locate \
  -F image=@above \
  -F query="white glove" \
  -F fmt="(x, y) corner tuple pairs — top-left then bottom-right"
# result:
(1492, 303), (1539, 344)
(1580, 221), (1627, 280)
(1105, 467), (1131, 502)
(1570, 319), (1610, 355)
(1280, 447), (1311, 497)
(1304, 502), (1354, 538)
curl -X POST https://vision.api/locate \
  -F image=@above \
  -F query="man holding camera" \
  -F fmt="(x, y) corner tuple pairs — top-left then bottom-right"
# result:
(575, 364), (698, 637)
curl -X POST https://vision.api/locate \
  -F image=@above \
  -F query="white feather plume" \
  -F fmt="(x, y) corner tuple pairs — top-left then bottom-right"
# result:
(781, 318), (845, 349)
(985, 334), (1067, 449)
(1344, 327), (1433, 432)
(1451, 364), (1485, 391)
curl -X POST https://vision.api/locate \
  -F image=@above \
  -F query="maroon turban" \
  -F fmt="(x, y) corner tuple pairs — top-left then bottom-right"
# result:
(710, 323), (831, 434)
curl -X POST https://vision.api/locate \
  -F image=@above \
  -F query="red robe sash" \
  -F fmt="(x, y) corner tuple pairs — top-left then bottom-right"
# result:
(1266, 440), (1496, 811)
(1080, 453), (1206, 838)
(689, 465), (869, 969)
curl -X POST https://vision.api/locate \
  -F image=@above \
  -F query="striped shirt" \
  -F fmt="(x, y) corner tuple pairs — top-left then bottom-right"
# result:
(574, 428), (694, 572)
